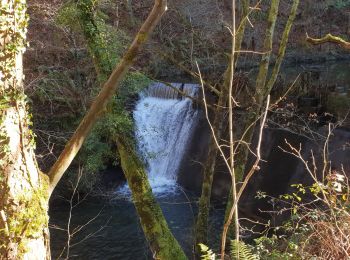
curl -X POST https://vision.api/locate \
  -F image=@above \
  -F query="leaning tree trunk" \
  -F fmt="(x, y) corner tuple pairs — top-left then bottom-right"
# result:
(117, 138), (187, 260)
(72, 1), (187, 258)
(0, 0), (50, 259)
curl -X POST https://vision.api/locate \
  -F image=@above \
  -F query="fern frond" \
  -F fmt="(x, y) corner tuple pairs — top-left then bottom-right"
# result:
(199, 243), (216, 260)
(230, 240), (259, 260)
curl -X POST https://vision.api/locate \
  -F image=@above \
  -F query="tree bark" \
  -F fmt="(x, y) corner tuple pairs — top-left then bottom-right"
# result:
(195, 85), (227, 246)
(235, 0), (250, 65)
(254, 0), (280, 106)
(265, 0), (300, 96)
(0, 0), (50, 258)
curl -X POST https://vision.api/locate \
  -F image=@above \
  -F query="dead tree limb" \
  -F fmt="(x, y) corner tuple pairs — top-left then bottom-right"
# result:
(306, 33), (350, 50)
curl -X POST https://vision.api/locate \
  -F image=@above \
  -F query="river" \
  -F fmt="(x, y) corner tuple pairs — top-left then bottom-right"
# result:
(49, 60), (350, 259)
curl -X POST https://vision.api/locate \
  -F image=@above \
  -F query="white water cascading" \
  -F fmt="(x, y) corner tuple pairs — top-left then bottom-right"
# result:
(119, 82), (200, 195)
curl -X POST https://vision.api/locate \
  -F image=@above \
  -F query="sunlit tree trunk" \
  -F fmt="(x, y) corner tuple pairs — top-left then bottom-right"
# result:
(0, 0), (50, 259)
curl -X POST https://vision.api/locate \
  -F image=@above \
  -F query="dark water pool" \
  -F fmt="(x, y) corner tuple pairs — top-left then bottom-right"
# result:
(49, 189), (224, 259)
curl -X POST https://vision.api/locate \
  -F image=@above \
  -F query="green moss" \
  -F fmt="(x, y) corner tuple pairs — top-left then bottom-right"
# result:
(0, 0), (28, 93)
(2, 177), (49, 256)
(117, 137), (187, 260)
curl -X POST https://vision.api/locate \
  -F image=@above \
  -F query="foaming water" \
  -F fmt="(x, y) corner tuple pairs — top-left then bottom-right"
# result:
(117, 82), (200, 196)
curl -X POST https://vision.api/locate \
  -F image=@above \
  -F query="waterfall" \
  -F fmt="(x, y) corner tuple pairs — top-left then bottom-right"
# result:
(118, 82), (200, 195)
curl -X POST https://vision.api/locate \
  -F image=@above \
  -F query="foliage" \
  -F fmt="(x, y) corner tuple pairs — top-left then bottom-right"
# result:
(254, 167), (350, 259)
(254, 233), (301, 260)
(55, 1), (81, 31)
(198, 243), (216, 260)
(327, 94), (350, 120)
(198, 168), (349, 259)
(199, 241), (259, 260)
(71, 72), (149, 191)
(56, 0), (130, 82)
(231, 240), (259, 260)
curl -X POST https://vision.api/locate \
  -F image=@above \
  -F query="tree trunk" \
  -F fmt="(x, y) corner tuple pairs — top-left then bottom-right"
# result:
(195, 0), (251, 246)
(224, 0), (299, 238)
(117, 138), (187, 260)
(223, 0), (281, 236)
(195, 90), (227, 246)
(0, 0), (50, 259)
(74, 1), (187, 258)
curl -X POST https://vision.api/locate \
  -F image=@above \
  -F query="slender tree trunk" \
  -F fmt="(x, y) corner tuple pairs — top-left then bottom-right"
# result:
(235, 0), (250, 65)
(224, 0), (281, 230)
(195, 0), (250, 247)
(195, 86), (227, 246)
(0, 0), (50, 259)
(224, 0), (300, 238)
(254, 0), (280, 105)
(265, 0), (300, 96)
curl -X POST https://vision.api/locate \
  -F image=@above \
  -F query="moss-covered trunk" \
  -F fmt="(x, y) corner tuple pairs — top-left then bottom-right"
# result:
(48, 0), (169, 193)
(254, 0), (280, 106)
(195, 89), (227, 246)
(117, 138), (187, 260)
(235, 0), (250, 65)
(72, 1), (187, 258)
(0, 1), (50, 259)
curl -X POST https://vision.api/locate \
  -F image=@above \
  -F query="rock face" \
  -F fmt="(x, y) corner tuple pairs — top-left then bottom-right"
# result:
(176, 109), (211, 195)
(177, 125), (309, 198)
(177, 120), (350, 226)
(242, 126), (350, 228)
